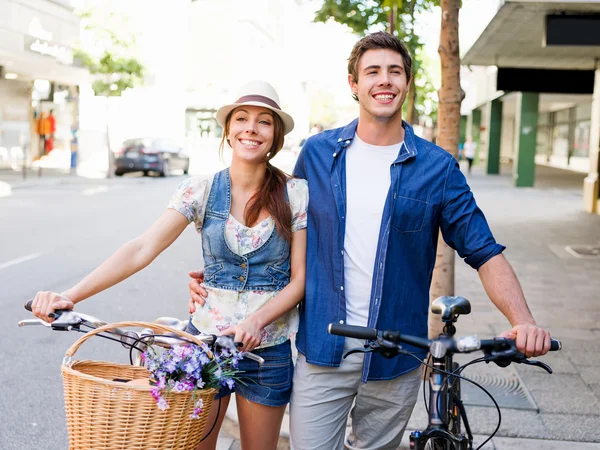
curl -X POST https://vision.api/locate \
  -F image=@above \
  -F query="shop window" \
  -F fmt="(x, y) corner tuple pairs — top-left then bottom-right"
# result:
(538, 112), (551, 126)
(573, 121), (591, 158)
(576, 103), (592, 122)
(551, 124), (569, 167)
(555, 109), (570, 124)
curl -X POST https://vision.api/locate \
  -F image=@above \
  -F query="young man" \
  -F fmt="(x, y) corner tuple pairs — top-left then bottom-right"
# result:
(190, 32), (551, 449)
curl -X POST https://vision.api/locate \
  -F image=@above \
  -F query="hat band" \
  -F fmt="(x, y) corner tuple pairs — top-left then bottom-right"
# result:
(235, 95), (280, 110)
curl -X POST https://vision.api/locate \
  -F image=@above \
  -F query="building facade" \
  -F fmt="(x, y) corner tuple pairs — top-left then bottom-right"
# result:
(0, 0), (88, 168)
(461, 0), (600, 213)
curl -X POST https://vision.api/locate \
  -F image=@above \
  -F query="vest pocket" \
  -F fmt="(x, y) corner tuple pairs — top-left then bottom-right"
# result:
(265, 265), (290, 285)
(391, 190), (429, 233)
(204, 263), (224, 282)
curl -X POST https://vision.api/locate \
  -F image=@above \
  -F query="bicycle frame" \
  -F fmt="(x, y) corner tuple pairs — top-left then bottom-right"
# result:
(410, 323), (471, 450)
(328, 296), (559, 450)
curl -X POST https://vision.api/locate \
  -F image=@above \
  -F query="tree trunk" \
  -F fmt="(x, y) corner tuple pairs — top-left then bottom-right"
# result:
(429, 0), (464, 339)
(405, 81), (417, 124)
(387, 3), (397, 33)
(405, 0), (418, 125)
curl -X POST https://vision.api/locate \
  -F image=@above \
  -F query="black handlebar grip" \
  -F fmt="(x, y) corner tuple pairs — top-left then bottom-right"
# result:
(24, 299), (60, 319)
(550, 339), (561, 351)
(328, 323), (378, 340)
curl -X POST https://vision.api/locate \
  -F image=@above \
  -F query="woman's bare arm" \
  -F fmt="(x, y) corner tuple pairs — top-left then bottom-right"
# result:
(32, 210), (189, 321)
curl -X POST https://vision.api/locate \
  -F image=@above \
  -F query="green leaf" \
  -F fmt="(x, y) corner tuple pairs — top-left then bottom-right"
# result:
(72, 7), (146, 97)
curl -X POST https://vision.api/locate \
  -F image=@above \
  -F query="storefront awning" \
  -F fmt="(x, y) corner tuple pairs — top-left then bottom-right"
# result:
(0, 48), (90, 86)
(462, 0), (600, 70)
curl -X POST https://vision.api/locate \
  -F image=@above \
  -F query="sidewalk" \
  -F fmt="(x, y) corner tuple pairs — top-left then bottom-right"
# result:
(216, 163), (600, 449)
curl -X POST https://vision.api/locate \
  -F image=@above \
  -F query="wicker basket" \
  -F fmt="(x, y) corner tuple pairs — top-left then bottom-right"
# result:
(61, 321), (218, 450)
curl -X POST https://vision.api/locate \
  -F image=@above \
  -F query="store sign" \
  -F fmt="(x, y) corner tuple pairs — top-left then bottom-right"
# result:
(28, 17), (53, 41)
(24, 35), (73, 65)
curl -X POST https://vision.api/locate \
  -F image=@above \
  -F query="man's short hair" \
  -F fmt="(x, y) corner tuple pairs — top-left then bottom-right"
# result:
(347, 31), (413, 101)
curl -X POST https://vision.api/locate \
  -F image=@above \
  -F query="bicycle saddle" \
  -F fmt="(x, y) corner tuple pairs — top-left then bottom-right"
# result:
(431, 296), (471, 322)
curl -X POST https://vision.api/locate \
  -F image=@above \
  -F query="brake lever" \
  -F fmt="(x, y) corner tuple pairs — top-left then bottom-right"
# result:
(343, 346), (373, 359)
(489, 350), (553, 374)
(513, 355), (553, 374)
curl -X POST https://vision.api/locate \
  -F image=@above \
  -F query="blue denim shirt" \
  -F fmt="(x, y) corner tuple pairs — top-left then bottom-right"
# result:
(202, 169), (291, 292)
(293, 120), (505, 382)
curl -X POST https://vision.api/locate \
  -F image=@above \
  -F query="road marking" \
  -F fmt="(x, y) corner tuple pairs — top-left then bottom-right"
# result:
(0, 181), (12, 198)
(0, 252), (42, 270)
(81, 186), (109, 196)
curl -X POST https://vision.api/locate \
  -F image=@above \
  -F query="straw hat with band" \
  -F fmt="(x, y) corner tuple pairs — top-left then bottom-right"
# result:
(216, 81), (295, 136)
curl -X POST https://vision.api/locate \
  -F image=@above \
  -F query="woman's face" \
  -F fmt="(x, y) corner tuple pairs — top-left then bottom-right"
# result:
(227, 105), (275, 164)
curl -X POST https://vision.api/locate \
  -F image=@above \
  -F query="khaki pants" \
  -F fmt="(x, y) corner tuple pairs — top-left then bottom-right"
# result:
(290, 338), (421, 450)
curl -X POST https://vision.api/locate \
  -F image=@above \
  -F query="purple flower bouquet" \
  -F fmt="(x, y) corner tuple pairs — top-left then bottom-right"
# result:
(142, 342), (244, 419)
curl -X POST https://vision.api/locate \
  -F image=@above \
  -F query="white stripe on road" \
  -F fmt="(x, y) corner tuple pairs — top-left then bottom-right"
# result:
(0, 253), (42, 270)
(81, 186), (109, 196)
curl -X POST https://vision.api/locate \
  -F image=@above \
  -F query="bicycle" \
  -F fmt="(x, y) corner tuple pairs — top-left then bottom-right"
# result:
(328, 295), (561, 450)
(19, 300), (264, 449)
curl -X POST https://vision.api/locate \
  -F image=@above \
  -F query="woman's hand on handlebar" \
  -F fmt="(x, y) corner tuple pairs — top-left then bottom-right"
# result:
(221, 317), (262, 353)
(31, 291), (74, 323)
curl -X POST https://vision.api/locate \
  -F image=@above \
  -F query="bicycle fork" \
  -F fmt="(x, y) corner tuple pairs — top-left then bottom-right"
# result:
(409, 358), (470, 450)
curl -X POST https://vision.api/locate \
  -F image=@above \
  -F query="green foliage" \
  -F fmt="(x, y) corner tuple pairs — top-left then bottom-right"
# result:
(73, 8), (145, 97)
(314, 0), (440, 122)
(314, 1), (388, 35)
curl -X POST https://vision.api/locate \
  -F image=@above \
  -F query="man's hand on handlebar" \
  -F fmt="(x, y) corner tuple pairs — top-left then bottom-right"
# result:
(499, 322), (551, 358)
(31, 291), (74, 323)
(188, 270), (208, 314)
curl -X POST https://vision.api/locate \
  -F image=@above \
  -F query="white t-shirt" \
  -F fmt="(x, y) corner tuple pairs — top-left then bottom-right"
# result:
(344, 134), (403, 327)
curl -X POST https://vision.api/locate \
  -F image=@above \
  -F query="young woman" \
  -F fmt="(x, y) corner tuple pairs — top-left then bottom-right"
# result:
(31, 80), (308, 450)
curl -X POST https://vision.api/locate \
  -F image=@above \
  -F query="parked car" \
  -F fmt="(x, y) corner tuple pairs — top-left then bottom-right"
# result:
(114, 138), (189, 177)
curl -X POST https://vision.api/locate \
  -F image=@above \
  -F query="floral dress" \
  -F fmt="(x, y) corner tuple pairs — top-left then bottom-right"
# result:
(168, 175), (308, 349)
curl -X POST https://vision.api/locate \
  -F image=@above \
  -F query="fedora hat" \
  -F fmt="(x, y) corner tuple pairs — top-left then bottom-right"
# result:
(216, 80), (294, 135)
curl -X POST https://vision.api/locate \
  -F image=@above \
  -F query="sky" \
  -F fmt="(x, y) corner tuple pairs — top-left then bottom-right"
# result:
(73, 0), (504, 132)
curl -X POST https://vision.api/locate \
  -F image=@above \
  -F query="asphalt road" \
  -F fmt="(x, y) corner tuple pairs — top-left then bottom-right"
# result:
(1, 174), (206, 450)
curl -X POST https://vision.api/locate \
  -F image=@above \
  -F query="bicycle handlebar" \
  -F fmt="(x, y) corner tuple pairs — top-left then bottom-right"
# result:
(328, 323), (378, 340)
(22, 300), (265, 364)
(328, 322), (561, 355)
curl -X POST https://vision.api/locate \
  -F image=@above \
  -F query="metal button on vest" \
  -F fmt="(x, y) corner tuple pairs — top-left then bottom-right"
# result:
(239, 276), (244, 282)
(241, 263), (246, 269)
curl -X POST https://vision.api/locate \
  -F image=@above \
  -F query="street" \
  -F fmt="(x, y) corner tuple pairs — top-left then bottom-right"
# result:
(1, 174), (206, 449)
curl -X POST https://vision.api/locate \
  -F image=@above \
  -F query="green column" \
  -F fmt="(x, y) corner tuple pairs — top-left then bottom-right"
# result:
(513, 92), (539, 187)
(459, 116), (467, 145)
(487, 99), (503, 174)
(472, 109), (482, 164)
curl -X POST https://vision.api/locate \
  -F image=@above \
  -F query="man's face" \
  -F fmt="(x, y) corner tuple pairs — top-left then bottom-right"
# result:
(348, 48), (410, 122)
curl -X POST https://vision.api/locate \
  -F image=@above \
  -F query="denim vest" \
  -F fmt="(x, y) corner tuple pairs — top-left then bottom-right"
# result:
(202, 168), (291, 292)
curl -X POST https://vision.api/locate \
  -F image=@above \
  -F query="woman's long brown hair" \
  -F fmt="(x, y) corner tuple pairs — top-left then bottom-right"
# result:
(220, 109), (293, 242)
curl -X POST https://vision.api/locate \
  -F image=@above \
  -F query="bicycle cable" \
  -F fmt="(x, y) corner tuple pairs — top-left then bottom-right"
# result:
(405, 351), (502, 450)
(126, 333), (199, 365)
(73, 327), (147, 355)
(436, 357), (486, 427)
(200, 397), (221, 443)
(422, 353), (432, 414)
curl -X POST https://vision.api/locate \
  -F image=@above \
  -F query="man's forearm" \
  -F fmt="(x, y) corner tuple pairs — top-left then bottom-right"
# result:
(478, 254), (536, 326)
